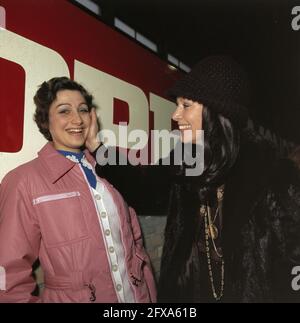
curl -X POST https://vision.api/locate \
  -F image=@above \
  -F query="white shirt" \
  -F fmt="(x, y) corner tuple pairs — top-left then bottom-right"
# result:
(74, 158), (136, 303)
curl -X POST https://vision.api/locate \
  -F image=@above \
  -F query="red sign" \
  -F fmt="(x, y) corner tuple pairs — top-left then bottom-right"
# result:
(0, 0), (180, 154)
(0, 57), (25, 152)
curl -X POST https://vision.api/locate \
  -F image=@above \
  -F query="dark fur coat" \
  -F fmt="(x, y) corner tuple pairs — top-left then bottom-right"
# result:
(96, 137), (300, 303)
(158, 138), (300, 303)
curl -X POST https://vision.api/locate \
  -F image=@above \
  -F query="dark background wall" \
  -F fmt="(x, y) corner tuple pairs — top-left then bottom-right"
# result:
(98, 0), (300, 145)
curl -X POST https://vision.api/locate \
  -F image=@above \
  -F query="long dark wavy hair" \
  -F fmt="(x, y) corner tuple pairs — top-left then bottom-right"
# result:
(198, 105), (240, 198)
(177, 105), (241, 202)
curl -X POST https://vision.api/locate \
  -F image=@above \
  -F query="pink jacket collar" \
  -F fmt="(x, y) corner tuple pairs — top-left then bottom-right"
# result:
(38, 142), (96, 183)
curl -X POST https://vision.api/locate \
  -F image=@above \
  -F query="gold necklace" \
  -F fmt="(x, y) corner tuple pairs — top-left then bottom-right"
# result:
(201, 186), (225, 301)
(207, 205), (222, 257)
(207, 205), (219, 241)
(204, 206), (224, 301)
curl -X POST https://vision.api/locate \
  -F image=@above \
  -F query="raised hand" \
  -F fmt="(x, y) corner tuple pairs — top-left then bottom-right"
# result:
(85, 108), (101, 152)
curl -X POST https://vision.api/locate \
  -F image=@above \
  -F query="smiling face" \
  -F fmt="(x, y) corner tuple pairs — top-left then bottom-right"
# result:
(48, 90), (91, 152)
(172, 97), (203, 143)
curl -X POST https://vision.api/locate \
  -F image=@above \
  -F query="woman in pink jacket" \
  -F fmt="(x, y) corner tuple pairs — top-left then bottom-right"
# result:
(0, 77), (156, 303)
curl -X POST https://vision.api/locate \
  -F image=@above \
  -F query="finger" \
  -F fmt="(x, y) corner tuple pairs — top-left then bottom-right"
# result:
(90, 107), (96, 121)
(90, 108), (99, 130)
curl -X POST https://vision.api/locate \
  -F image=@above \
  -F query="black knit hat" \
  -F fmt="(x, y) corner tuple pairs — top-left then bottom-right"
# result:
(167, 55), (250, 128)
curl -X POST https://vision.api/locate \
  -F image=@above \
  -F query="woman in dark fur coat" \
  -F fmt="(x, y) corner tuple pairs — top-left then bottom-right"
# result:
(157, 56), (300, 303)
(88, 56), (300, 303)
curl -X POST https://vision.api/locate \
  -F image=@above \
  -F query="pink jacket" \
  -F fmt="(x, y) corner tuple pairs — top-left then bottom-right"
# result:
(0, 143), (156, 303)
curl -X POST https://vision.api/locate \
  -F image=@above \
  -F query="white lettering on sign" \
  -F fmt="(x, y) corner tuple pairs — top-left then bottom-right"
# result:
(0, 29), (69, 180)
(74, 60), (150, 149)
(0, 30), (176, 181)
(149, 93), (177, 163)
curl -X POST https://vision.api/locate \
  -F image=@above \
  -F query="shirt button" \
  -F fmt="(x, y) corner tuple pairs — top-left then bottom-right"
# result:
(116, 284), (122, 291)
(109, 246), (115, 253)
(95, 195), (101, 200)
(112, 264), (118, 272)
(101, 212), (107, 218)
(104, 229), (111, 236)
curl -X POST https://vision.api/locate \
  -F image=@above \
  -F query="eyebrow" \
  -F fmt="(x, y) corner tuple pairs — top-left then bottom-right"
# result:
(56, 102), (88, 108)
(177, 99), (189, 105)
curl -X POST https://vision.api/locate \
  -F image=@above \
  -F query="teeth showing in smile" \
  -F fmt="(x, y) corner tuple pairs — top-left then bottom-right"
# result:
(179, 125), (191, 130)
(67, 128), (83, 134)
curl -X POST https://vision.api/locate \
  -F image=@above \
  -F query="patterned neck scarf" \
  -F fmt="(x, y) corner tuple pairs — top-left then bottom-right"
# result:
(58, 150), (97, 189)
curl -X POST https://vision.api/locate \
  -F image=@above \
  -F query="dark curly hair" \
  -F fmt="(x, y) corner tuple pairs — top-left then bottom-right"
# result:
(33, 77), (94, 141)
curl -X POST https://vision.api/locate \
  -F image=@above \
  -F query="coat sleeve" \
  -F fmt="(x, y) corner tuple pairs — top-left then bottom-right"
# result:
(0, 171), (41, 303)
(94, 146), (171, 215)
(128, 207), (157, 302)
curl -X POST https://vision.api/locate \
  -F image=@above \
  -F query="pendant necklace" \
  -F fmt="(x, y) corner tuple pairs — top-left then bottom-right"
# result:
(200, 185), (225, 301)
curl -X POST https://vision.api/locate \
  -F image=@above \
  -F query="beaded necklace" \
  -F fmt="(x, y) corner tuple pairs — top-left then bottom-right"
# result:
(200, 186), (225, 301)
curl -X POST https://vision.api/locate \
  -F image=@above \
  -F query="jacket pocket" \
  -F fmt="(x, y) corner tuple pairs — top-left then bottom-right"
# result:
(33, 191), (88, 247)
(130, 250), (147, 285)
(130, 252), (153, 302)
(33, 191), (80, 205)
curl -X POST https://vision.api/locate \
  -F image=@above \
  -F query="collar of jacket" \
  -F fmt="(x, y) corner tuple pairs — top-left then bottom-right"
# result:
(38, 142), (96, 184)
